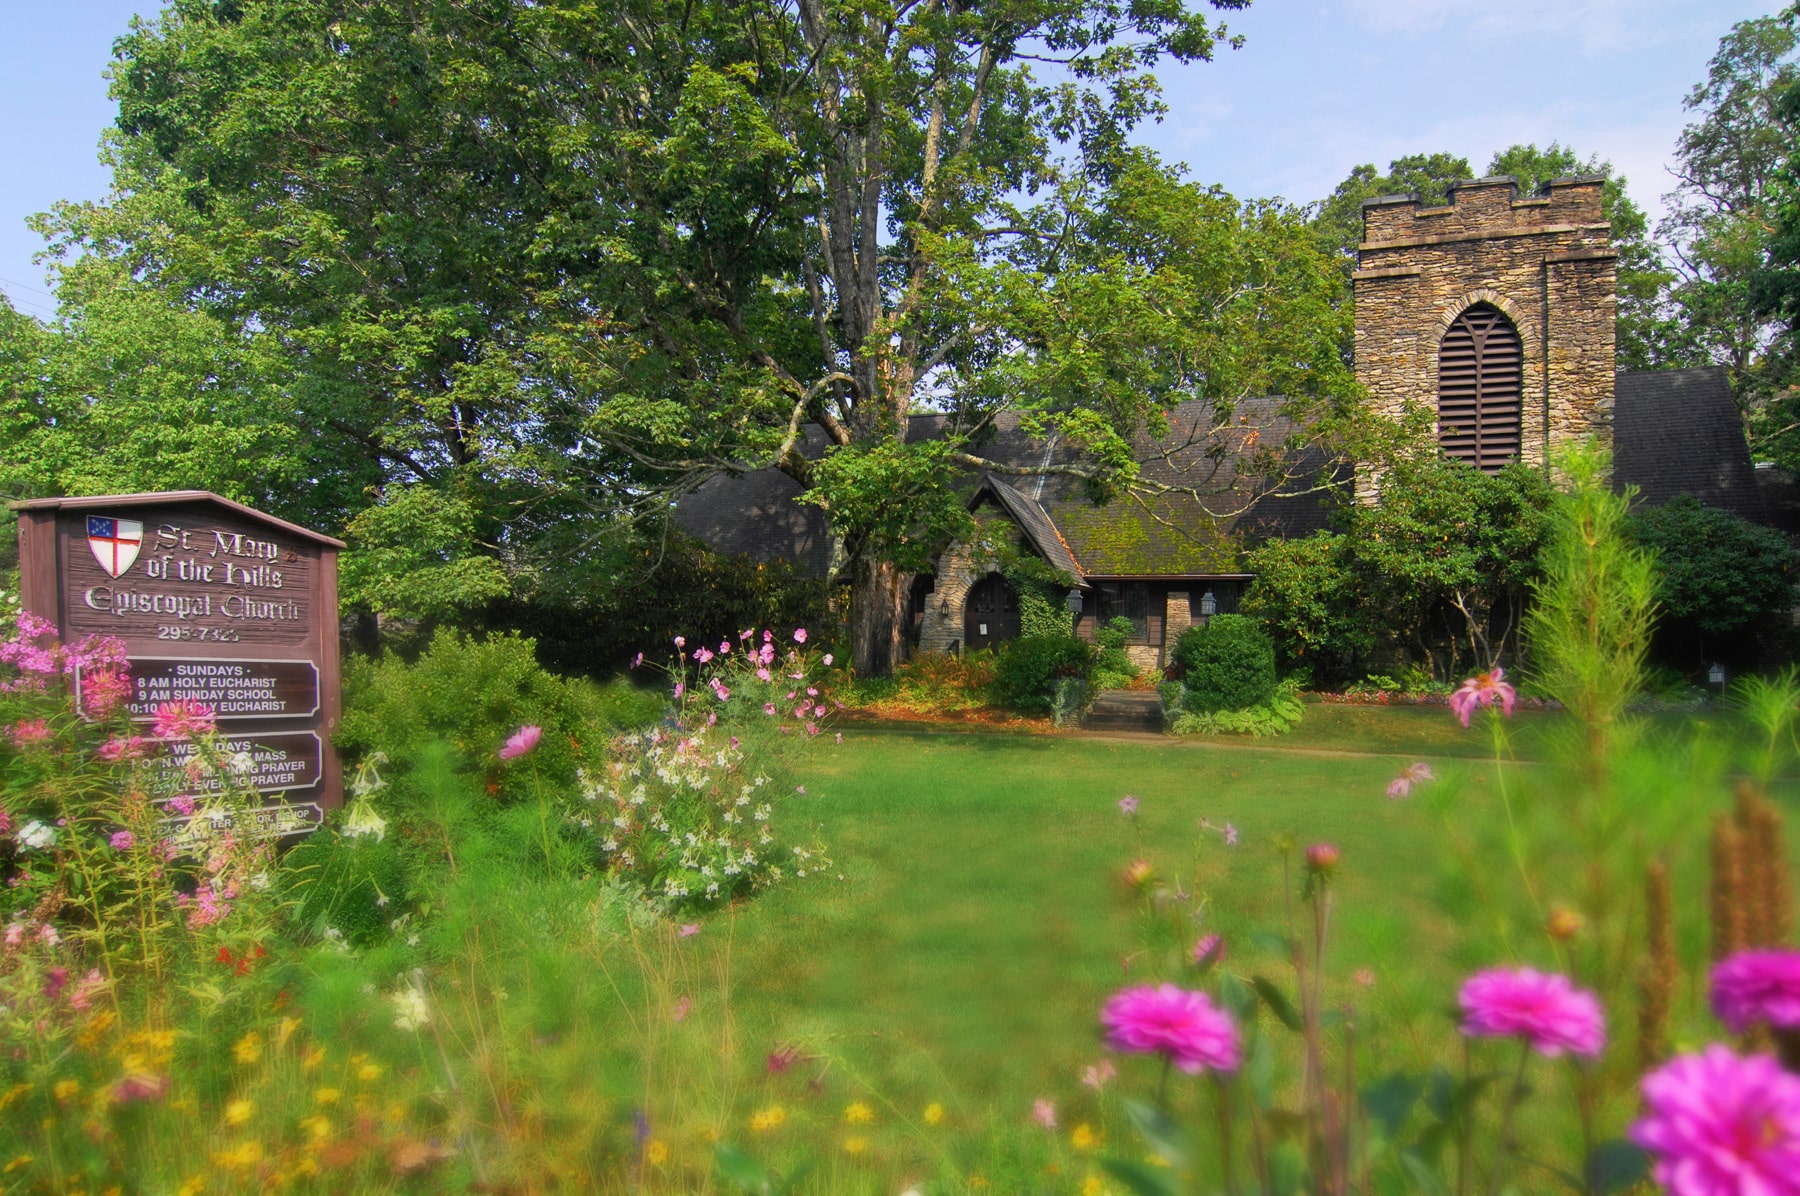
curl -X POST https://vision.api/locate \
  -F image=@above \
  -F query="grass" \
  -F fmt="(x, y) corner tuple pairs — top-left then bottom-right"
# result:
(656, 722), (1490, 1185)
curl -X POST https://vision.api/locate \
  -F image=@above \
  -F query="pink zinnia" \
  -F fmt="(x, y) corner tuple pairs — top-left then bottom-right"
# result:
(1457, 967), (1606, 1058)
(1711, 949), (1800, 1034)
(1449, 667), (1517, 727)
(499, 725), (542, 760)
(1633, 1045), (1800, 1195)
(1101, 984), (1241, 1074)
(151, 700), (215, 741)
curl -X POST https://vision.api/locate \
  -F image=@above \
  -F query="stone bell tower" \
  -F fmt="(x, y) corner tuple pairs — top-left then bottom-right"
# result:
(1352, 175), (1617, 471)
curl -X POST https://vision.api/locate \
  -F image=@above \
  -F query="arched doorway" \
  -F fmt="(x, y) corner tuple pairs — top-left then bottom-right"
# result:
(963, 573), (1020, 651)
(1438, 302), (1522, 471)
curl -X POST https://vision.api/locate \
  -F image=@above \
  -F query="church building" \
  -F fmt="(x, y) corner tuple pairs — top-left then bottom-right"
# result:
(677, 175), (1772, 667)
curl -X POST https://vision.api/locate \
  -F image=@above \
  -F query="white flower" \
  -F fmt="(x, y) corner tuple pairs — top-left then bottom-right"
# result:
(17, 821), (55, 851)
(391, 984), (431, 1033)
(228, 751), (257, 777)
(343, 800), (387, 842)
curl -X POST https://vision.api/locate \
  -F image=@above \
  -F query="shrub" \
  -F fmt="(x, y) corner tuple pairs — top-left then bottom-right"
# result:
(1628, 495), (1798, 649)
(990, 636), (1095, 714)
(1172, 615), (1278, 712)
(1092, 616), (1142, 690)
(1171, 678), (1304, 735)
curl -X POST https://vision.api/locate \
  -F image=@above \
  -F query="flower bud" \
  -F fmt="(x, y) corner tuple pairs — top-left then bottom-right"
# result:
(1546, 907), (1583, 941)
(1124, 859), (1155, 888)
(1304, 843), (1340, 874)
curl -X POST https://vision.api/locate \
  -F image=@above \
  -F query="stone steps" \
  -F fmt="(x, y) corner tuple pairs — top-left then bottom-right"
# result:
(1080, 690), (1165, 733)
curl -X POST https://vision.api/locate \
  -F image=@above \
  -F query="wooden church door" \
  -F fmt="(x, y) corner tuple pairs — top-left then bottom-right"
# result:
(963, 573), (1020, 651)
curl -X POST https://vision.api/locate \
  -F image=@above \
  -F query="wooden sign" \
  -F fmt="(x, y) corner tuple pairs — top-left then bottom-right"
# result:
(14, 491), (345, 819)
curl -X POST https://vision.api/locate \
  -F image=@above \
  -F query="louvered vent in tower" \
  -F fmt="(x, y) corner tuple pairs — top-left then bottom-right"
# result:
(1437, 304), (1522, 471)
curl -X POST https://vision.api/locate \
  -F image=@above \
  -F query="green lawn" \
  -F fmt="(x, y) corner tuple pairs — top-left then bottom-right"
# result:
(680, 721), (1491, 1185)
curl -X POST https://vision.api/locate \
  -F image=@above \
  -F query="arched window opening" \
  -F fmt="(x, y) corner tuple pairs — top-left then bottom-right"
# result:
(1437, 303), (1522, 471)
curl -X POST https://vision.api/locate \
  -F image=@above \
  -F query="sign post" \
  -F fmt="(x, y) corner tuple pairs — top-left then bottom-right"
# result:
(13, 491), (345, 833)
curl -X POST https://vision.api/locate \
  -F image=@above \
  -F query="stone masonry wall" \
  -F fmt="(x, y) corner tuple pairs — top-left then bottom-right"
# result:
(1354, 176), (1617, 474)
(917, 538), (990, 655)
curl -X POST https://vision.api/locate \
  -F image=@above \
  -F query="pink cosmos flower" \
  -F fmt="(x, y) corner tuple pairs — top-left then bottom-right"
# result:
(673, 682), (685, 699)
(672, 996), (692, 1023)
(673, 636), (686, 648)
(767, 1046), (800, 1074)
(794, 628), (808, 644)
(694, 647), (715, 664)
(151, 700), (216, 741)
(8, 719), (51, 748)
(1449, 666), (1517, 727)
(1116, 796), (1139, 816)
(68, 968), (107, 1011)
(1193, 933), (1224, 966)
(1457, 967), (1606, 1058)
(757, 668), (772, 682)
(113, 1073), (169, 1104)
(710, 678), (731, 702)
(1101, 984), (1241, 1074)
(1224, 822), (1239, 846)
(741, 629), (754, 641)
(1386, 762), (1435, 800)
(631, 652), (644, 669)
(719, 641), (731, 654)
(1032, 1099), (1057, 1129)
(1632, 1045), (1800, 1195)
(823, 653), (834, 666)
(499, 725), (543, 760)
(679, 923), (701, 938)
(764, 703), (777, 716)
(1711, 949), (1800, 1034)
(1354, 967), (1377, 988)
(1080, 1060), (1117, 1090)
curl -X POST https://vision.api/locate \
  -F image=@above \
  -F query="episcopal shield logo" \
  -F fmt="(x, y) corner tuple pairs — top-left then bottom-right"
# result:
(87, 516), (143, 579)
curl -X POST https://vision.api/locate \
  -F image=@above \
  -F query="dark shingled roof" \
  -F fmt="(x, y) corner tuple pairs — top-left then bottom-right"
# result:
(671, 400), (1338, 580)
(978, 475), (1087, 582)
(1614, 367), (1765, 523)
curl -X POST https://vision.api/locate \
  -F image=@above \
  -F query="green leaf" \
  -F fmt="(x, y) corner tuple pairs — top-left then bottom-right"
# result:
(1400, 1149), (1452, 1195)
(1252, 975), (1304, 1031)
(1122, 1097), (1192, 1169)
(1251, 929), (1296, 957)
(1585, 1140), (1651, 1195)
(713, 1144), (773, 1193)
(1361, 1072), (1424, 1136)
(775, 1159), (815, 1195)
(1268, 1140), (1310, 1196)
(1098, 1157), (1181, 1196)
(1246, 1032), (1276, 1110)
(1218, 969), (1256, 1019)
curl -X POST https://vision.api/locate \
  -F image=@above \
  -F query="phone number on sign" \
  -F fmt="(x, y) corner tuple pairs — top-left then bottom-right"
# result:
(154, 625), (241, 642)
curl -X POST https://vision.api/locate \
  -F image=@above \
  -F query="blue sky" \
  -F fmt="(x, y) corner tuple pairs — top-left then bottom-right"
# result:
(0, 0), (1779, 319)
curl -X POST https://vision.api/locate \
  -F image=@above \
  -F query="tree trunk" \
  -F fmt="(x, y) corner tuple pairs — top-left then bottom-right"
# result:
(850, 556), (907, 677)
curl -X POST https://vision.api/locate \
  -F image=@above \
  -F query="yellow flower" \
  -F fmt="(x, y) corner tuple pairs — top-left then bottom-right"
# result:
(52, 1079), (80, 1102)
(210, 1142), (263, 1172)
(1070, 1123), (1099, 1150)
(301, 1047), (326, 1072)
(0, 1084), (29, 1110)
(701, 1126), (721, 1143)
(4, 1155), (34, 1175)
(843, 1101), (874, 1124)
(175, 1177), (205, 1196)
(970, 1177), (990, 1190)
(748, 1105), (787, 1132)
(842, 1136), (867, 1155)
(1145, 1153), (1172, 1168)
(223, 1098), (254, 1126)
(299, 1115), (331, 1141)
(923, 1102), (945, 1126)
(294, 1158), (319, 1178)
(1082, 1176), (1107, 1196)
(645, 1140), (670, 1165)
(357, 1062), (382, 1082)
(314, 1087), (341, 1106)
(232, 1032), (262, 1066)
